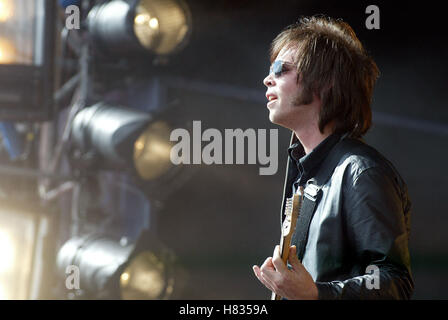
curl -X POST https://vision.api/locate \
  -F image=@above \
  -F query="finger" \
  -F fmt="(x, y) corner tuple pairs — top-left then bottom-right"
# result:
(253, 265), (275, 291)
(260, 257), (279, 285)
(272, 245), (279, 257)
(252, 265), (261, 278)
(253, 265), (269, 281)
(288, 245), (302, 271)
(260, 257), (275, 272)
(260, 269), (278, 293)
(252, 265), (266, 284)
(253, 265), (267, 286)
(272, 245), (287, 273)
(260, 261), (284, 293)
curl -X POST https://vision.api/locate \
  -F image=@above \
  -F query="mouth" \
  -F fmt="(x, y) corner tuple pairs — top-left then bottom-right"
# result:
(266, 94), (278, 106)
(267, 99), (277, 108)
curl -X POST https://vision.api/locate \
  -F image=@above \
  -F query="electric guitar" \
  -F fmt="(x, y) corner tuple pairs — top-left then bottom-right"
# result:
(271, 186), (303, 300)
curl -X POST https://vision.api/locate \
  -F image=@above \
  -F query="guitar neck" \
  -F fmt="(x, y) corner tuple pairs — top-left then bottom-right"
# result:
(278, 229), (291, 264)
(271, 188), (303, 301)
(271, 228), (293, 300)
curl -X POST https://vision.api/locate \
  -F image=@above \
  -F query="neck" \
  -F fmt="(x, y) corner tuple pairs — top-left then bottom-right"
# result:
(293, 122), (334, 154)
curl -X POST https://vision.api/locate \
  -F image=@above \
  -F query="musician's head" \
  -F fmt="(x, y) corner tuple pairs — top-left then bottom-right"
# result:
(263, 15), (379, 138)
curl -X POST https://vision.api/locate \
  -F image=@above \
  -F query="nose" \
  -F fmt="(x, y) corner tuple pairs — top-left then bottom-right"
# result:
(263, 72), (275, 87)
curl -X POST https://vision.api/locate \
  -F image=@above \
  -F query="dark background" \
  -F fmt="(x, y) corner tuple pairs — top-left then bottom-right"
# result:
(139, 0), (448, 299)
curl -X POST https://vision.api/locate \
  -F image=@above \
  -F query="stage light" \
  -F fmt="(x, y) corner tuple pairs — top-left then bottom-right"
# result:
(0, 202), (50, 299)
(71, 103), (175, 180)
(0, 38), (15, 64)
(0, 0), (55, 120)
(120, 251), (174, 299)
(0, 229), (16, 273)
(0, 0), (13, 23)
(87, 0), (191, 55)
(133, 120), (174, 180)
(0, 223), (33, 300)
(56, 231), (178, 299)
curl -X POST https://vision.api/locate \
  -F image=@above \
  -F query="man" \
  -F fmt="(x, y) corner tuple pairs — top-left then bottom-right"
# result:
(252, 16), (413, 300)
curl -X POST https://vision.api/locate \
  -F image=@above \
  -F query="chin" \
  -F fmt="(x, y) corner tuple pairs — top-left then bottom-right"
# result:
(268, 112), (293, 130)
(268, 113), (284, 126)
(268, 102), (284, 124)
(268, 111), (278, 124)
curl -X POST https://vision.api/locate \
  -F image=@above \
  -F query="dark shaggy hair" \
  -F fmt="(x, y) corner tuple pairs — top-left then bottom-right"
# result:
(270, 15), (379, 138)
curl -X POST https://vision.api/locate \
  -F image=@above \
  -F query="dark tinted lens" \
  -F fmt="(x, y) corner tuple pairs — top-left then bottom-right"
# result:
(273, 60), (283, 76)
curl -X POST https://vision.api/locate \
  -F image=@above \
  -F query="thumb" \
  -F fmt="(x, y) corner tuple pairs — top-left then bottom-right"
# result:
(288, 246), (302, 270)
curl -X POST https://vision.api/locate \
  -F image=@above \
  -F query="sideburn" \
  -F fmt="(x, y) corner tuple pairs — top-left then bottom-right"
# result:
(292, 85), (314, 106)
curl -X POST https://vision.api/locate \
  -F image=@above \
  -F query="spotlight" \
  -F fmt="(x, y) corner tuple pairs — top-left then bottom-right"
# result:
(0, 0), (13, 23)
(56, 230), (178, 299)
(71, 102), (175, 180)
(0, 0), (55, 120)
(0, 201), (50, 299)
(87, 0), (191, 56)
(0, 38), (16, 64)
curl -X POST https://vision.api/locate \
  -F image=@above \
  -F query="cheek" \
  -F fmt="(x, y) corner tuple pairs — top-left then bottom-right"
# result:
(282, 78), (301, 94)
(282, 84), (302, 103)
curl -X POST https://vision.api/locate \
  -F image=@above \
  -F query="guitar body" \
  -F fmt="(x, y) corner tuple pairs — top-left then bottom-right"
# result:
(271, 186), (303, 300)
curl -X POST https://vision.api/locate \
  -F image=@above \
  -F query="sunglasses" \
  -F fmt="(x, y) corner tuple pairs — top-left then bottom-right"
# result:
(269, 60), (295, 78)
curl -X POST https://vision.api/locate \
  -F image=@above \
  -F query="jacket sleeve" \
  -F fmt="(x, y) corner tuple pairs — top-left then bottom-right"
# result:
(315, 166), (414, 300)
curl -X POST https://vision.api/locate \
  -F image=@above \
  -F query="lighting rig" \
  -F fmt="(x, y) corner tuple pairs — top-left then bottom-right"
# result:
(0, 0), (192, 299)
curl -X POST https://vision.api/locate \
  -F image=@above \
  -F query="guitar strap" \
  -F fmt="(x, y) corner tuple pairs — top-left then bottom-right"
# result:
(291, 134), (354, 261)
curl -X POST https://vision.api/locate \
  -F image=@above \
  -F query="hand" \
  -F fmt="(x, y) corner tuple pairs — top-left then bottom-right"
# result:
(252, 245), (318, 300)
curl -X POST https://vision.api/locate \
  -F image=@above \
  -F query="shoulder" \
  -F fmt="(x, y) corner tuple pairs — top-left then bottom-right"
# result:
(333, 139), (412, 231)
(334, 138), (406, 190)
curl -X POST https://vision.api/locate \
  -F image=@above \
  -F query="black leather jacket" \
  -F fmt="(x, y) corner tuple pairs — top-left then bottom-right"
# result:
(280, 133), (414, 299)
